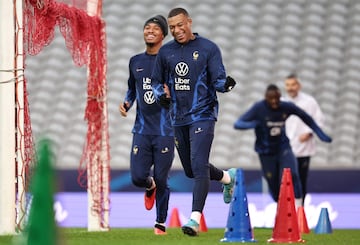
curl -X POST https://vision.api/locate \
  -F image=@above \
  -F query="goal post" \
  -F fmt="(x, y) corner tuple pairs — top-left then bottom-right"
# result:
(0, 0), (17, 235)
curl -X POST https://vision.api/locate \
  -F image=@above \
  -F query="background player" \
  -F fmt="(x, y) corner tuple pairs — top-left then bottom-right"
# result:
(284, 73), (325, 205)
(234, 84), (332, 207)
(119, 15), (174, 235)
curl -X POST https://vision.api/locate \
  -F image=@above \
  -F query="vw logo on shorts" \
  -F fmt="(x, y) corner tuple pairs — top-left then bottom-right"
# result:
(175, 62), (189, 76)
(143, 91), (155, 104)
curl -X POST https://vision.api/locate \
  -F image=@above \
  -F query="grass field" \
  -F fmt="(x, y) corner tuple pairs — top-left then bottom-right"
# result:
(1, 228), (360, 245)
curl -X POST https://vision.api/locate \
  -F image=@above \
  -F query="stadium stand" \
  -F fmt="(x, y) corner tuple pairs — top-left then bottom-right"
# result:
(25, 0), (360, 170)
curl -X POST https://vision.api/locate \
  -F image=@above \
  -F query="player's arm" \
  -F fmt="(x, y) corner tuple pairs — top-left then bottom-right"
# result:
(119, 63), (136, 117)
(208, 44), (236, 93)
(290, 103), (332, 143)
(151, 53), (171, 108)
(234, 104), (259, 129)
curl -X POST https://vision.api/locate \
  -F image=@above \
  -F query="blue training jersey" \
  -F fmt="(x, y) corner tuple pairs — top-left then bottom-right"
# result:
(152, 34), (229, 126)
(234, 100), (331, 154)
(124, 52), (173, 136)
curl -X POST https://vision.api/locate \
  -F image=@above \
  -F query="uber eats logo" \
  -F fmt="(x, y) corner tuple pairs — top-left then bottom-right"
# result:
(142, 77), (155, 104)
(175, 62), (190, 91)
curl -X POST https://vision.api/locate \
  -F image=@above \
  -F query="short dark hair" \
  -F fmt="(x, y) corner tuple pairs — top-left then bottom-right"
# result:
(168, 7), (189, 18)
(266, 84), (280, 92)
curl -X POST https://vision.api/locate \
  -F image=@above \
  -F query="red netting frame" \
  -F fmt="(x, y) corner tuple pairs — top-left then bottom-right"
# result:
(23, 0), (110, 228)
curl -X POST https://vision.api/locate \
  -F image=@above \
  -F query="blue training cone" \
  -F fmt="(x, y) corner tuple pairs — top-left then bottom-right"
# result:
(221, 168), (257, 243)
(314, 208), (332, 234)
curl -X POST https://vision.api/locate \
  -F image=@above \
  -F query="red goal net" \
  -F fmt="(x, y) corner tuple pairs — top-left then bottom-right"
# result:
(22, 0), (110, 230)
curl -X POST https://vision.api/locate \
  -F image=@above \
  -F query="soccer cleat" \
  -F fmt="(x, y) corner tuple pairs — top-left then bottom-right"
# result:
(154, 224), (167, 235)
(223, 168), (237, 204)
(181, 219), (199, 236)
(144, 187), (156, 210)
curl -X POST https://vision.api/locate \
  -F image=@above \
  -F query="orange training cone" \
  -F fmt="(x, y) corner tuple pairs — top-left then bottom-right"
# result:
(268, 168), (305, 243)
(168, 207), (181, 228)
(297, 206), (310, 234)
(199, 213), (208, 232)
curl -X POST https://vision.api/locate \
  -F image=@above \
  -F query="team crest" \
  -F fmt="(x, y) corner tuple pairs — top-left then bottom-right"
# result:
(133, 145), (139, 155)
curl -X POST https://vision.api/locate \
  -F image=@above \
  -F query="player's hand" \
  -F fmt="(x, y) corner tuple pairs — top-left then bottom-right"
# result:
(319, 134), (332, 143)
(225, 76), (236, 91)
(159, 94), (171, 109)
(119, 102), (130, 117)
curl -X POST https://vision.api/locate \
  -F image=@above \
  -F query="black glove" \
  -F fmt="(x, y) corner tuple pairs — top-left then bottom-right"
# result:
(159, 94), (171, 109)
(225, 76), (236, 91)
(123, 102), (130, 112)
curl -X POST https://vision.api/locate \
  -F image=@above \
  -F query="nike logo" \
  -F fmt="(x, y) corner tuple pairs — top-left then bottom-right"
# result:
(195, 127), (203, 134)
(161, 147), (169, 153)
(136, 68), (144, 72)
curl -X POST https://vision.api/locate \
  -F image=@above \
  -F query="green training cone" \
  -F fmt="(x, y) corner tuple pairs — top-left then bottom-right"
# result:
(23, 138), (59, 245)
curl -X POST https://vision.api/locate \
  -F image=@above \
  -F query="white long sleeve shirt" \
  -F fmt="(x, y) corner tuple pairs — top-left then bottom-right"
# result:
(285, 92), (324, 157)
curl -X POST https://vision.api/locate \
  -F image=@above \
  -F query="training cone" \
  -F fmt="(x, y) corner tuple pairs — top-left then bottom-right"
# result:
(297, 206), (310, 234)
(199, 213), (208, 232)
(168, 207), (181, 228)
(268, 168), (305, 243)
(22, 138), (59, 245)
(221, 168), (257, 243)
(314, 208), (332, 234)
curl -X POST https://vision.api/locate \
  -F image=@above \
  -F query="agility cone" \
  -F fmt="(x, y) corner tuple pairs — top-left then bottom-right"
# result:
(23, 138), (59, 245)
(199, 213), (208, 232)
(314, 208), (332, 234)
(168, 207), (181, 227)
(297, 207), (310, 234)
(268, 168), (305, 243)
(221, 168), (256, 243)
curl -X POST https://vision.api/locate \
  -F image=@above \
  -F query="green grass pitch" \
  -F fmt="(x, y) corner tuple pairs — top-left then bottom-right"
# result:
(1, 228), (360, 245)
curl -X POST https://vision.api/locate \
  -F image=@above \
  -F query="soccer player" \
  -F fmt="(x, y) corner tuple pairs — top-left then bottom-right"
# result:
(284, 73), (325, 205)
(119, 15), (174, 235)
(152, 7), (237, 236)
(234, 84), (332, 207)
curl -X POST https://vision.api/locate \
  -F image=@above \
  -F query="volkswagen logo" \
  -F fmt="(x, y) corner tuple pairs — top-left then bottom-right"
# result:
(175, 62), (189, 76)
(143, 91), (155, 104)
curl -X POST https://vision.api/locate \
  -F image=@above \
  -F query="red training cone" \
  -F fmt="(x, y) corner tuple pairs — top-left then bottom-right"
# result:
(268, 168), (305, 243)
(199, 213), (208, 232)
(168, 207), (181, 228)
(297, 206), (310, 234)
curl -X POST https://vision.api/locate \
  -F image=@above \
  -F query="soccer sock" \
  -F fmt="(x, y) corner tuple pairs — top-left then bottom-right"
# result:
(295, 198), (303, 209)
(146, 176), (156, 190)
(190, 211), (201, 224)
(154, 222), (166, 232)
(220, 170), (231, 184)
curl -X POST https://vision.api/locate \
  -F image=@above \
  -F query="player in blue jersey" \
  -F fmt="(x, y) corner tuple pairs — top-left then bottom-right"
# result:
(234, 84), (332, 206)
(152, 7), (237, 236)
(119, 15), (174, 235)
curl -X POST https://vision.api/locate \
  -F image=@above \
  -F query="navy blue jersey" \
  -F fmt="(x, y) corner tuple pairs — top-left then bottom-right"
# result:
(234, 100), (331, 154)
(124, 52), (173, 136)
(152, 34), (229, 126)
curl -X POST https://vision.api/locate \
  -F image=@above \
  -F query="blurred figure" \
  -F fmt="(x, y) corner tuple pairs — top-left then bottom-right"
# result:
(284, 73), (324, 205)
(234, 84), (331, 207)
(119, 15), (174, 235)
(151, 7), (237, 236)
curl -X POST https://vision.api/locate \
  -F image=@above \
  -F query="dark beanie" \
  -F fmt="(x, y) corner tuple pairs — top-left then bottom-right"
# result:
(144, 15), (168, 37)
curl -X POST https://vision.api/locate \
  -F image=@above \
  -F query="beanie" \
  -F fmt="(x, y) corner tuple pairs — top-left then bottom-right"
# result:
(144, 15), (168, 37)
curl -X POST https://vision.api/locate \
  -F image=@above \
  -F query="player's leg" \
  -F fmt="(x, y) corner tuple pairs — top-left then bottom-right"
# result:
(130, 133), (153, 188)
(181, 120), (215, 236)
(152, 135), (174, 234)
(280, 148), (303, 207)
(129, 134), (155, 210)
(297, 156), (310, 204)
(174, 125), (193, 178)
(258, 154), (280, 202)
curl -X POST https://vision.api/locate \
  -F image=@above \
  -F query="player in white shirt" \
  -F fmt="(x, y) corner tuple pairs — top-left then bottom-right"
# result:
(285, 74), (325, 205)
